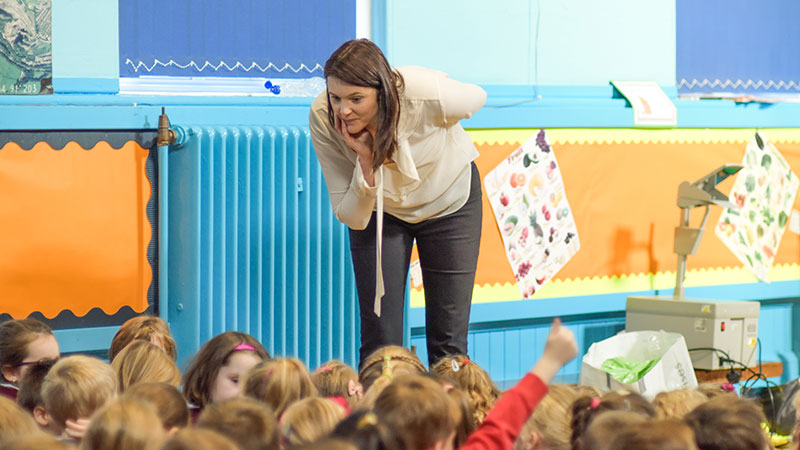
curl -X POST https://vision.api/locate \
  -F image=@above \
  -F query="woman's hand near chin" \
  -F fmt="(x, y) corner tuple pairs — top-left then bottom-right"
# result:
(336, 116), (375, 186)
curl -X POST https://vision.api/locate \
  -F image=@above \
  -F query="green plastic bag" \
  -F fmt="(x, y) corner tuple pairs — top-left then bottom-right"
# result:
(601, 356), (661, 384)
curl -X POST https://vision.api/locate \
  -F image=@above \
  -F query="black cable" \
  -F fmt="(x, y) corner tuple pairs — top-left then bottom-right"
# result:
(690, 343), (781, 435)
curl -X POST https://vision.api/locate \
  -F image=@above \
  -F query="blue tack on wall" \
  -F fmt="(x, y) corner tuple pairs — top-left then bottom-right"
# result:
(119, 0), (356, 78)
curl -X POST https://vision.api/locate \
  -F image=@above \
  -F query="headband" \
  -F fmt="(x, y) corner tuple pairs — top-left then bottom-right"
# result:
(234, 343), (257, 351)
(315, 366), (334, 373)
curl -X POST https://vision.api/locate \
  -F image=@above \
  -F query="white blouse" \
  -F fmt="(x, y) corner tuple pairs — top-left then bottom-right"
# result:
(309, 66), (486, 315)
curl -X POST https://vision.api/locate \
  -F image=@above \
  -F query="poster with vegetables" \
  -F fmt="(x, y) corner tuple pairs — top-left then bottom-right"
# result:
(715, 133), (799, 282)
(484, 129), (580, 298)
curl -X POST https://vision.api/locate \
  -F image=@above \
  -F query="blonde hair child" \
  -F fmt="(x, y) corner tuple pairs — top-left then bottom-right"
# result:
(243, 357), (317, 418)
(111, 340), (181, 391)
(108, 315), (177, 362)
(311, 360), (363, 409)
(279, 397), (347, 447)
(358, 346), (426, 392)
(41, 355), (118, 438)
(79, 396), (166, 450)
(431, 354), (500, 426)
(196, 396), (279, 450)
(514, 384), (583, 450)
(160, 428), (240, 450)
(652, 387), (708, 420)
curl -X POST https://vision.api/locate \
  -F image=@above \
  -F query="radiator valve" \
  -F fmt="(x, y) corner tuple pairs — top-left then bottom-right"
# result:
(157, 107), (177, 147)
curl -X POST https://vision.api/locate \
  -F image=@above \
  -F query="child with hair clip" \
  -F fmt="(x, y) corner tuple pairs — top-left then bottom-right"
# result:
(0, 318), (60, 401)
(311, 360), (363, 410)
(279, 397), (348, 448)
(374, 318), (578, 450)
(242, 357), (317, 418)
(108, 315), (177, 362)
(111, 340), (181, 391)
(196, 396), (279, 450)
(79, 396), (166, 450)
(431, 354), (500, 427)
(41, 355), (118, 442)
(182, 331), (269, 420)
(570, 390), (656, 450)
(358, 345), (426, 392)
(331, 409), (404, 450)
(123, 382), (190, 435)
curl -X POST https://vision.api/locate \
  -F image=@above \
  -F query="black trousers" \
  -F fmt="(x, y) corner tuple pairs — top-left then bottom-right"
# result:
(349, 163), (482, 367)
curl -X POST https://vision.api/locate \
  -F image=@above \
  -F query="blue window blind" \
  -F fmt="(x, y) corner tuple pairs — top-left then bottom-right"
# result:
(677, 0), (800, 95)
(119, 0), (356, 78)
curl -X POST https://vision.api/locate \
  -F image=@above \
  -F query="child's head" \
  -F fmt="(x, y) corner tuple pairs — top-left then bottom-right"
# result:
(0, 318), (59, 386)
(373, 374), (460, 450)
(582, 410), (649, 450)
(331, 410), (403, 450)
(160, 427), (240, 450)
(607, 419), (698, 450)
(0, 394), (42, 438)
(359, 346), (426, 392)
(0, 434), (75, 450)
(514, 384), (583, 450)
(652, 388), (708, 420)
(311, 360), (363, 409)
(430, 355), (500, 427)
(41, 355), (118, 433)
(683, 395), (772, 450)
(16, 359), (58, 434)
(196, 396), (279, 450)
(79, 396), (166, 450)
(123, 382), (190, 433)
(111, 340), (181, 391)
(570, 391), (656, 450)
(279, 397), (347, 448)
(243, 357), (317, 418)
(182, 331), (269, 408)
(109, 315), (177, 362)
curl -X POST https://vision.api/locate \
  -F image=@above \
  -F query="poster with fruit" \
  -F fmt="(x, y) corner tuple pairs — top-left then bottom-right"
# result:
(484, 129), (580, 298)
(715, 133), (799, 282)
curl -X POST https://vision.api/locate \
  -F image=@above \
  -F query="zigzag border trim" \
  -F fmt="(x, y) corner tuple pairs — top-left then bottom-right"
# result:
(467, 128), (800, 147)
(678, 78), (800, 91)
(124, 58), (323, 74)
(409, 263), (800, 307)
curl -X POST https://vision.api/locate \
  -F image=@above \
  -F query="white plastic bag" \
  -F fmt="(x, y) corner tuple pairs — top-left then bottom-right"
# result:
(579, 330), (697, 400)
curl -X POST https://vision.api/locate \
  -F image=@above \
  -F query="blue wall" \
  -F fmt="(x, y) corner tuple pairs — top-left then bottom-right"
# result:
(2, 1), (799, 386)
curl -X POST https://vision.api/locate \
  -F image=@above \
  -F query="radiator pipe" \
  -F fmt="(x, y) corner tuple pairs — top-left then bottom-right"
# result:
(156, 107), (174, 320)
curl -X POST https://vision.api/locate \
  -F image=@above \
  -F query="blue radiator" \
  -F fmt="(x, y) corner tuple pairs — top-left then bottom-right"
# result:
(161, 126), (359, 370)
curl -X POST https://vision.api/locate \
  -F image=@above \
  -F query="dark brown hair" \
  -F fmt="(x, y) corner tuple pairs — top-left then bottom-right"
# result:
(683, 395), (771, 450)
(182, 331), (269, 408)
(324, 39), (404, 171)
(0, 318), (54, 381)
